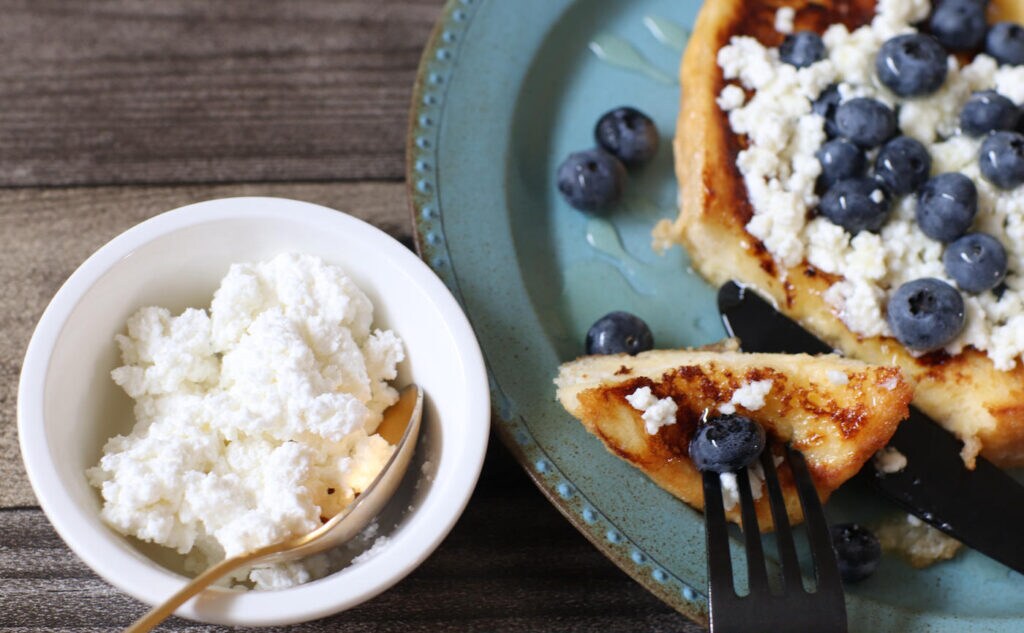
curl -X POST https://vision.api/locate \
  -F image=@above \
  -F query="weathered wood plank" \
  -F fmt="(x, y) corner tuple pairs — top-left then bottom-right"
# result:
(0, 0), (442, 187)
(0, 444), (700, 632)
(0, 182), (409, 507)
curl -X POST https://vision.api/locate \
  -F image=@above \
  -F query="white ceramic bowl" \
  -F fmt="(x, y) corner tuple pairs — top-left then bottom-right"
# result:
(17, 197), (490, 626)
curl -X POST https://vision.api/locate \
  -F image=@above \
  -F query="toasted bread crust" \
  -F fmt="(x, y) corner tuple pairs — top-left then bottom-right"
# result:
(556, 349), (912, 529)
(668, 0), (1024, 468)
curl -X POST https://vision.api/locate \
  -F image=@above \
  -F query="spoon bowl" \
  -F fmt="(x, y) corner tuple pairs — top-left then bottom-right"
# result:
(125, 384), (424, 632)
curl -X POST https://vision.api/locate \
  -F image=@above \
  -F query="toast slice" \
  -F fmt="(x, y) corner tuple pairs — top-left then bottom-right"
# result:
(662, 0), (1024, 468)
(555, 345), (912, 529)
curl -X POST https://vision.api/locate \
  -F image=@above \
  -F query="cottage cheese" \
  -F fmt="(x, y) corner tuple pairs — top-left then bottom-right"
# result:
(775, 7), (796, 35)
(719, 454), (785, 511)
(719, 466), (765, 511)
(718, 379), (773, 415)
(717, 0), (1024, 369)
(626, 386), (679, 435)
(874, 446), (908, 473)
(87, 253), (405, 589)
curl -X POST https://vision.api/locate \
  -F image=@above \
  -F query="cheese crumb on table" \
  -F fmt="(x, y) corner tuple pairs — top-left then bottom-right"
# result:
(87, 253), (404, 590)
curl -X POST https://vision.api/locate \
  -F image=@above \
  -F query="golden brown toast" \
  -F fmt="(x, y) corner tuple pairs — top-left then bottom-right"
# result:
(555, 346), (912, 529)
(662, 0), (1024, 468)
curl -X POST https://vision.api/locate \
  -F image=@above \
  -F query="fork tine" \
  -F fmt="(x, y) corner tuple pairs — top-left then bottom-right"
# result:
(787, 446), (844, 592)
(760, 449), (803, 592)
(702, 470), (735, 600)
(736, 466), (770, 595)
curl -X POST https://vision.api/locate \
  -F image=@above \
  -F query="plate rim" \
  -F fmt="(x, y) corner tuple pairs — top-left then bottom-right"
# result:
(403, 0), (1023, 630)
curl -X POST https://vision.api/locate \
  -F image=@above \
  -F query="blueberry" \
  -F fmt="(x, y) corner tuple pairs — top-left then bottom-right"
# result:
(980, 131), (1024, 190)
(830, 523), (881, 584)
(960, 90), (1021, 136)
(929, 0), (988, 51)
(986, 22), (1024, 66)
(819, 178), (893, 234)
(887, 278), (966, 352)
(944, 233), (1008, 293)
(594, 107), (660, 167)
(688, 414), (766, 474)
(875, 136), (932, 196)
(585, 311), (654, 355)
(835, 98), (897, 148)
(813, 84), (843, 138)
(917, 173), (978, 242)
(780, 31), (826, 68)
(876, 34), (949, 97)
(817, 138), (867, 191)
(557, 149), (627, 212)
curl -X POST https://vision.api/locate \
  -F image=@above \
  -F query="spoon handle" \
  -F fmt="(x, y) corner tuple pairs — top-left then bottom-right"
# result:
(122, 543), (285, 633)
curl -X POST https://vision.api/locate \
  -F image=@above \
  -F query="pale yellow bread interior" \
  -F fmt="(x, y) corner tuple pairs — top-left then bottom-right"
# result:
(555, 346), (912, 529)
(661, 0), (1024, 467)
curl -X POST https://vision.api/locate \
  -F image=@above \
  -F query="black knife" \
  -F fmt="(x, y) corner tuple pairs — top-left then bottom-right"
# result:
(718, 281), (1024, 574)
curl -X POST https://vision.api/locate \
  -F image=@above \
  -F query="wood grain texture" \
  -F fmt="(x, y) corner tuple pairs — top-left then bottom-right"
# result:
(0, 0), (440, 187)
(0, 182), (409, 508)
(0, 1), (710, 630)
(0, 444), (700, 632)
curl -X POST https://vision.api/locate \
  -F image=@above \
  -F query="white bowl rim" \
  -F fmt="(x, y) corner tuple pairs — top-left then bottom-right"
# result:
(17, 196), (491, 625)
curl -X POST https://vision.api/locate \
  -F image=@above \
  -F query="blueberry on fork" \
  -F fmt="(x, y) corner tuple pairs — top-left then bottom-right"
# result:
(689, 414), (766, 474)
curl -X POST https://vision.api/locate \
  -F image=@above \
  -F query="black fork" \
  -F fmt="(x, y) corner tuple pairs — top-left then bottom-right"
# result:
(702, 446), (848, 633)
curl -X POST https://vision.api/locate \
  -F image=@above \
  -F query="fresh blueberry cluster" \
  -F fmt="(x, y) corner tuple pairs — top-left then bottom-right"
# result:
(559, 108), (661, 355)
(557, 107), (660, 212)
(784, 2), (1023, 353)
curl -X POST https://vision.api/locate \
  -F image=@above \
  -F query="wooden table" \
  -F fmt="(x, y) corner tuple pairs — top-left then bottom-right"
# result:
(0, 2), (701, 631)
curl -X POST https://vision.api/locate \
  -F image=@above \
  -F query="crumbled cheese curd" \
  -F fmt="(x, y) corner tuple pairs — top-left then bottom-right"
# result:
(775, 7), (796, 34)
(717, 0), (1024, 369)
(626, 386), (679, 435)
(876, 512), (963, 567)
(719, 468), (763, 511)
(720, 454), (784, 511)
(718, 379), (773, 415)
(87, 253), (404, 590)
(874, 446), (908, 473)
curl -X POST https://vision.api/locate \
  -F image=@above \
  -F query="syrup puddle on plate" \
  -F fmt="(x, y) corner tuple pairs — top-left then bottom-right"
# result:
(584, 215), (657, 295)
(587, 34), (676, 85)
(643, 15), (690, 52)
(588, 15), (689, 84)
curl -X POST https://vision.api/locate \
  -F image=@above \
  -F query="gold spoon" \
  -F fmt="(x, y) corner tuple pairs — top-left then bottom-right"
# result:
(124, 385), (424, 633)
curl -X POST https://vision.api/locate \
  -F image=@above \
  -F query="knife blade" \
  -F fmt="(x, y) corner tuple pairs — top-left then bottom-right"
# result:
(718, 280), (1024, 574)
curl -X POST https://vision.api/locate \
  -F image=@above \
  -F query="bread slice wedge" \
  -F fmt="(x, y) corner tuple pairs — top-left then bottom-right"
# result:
(661, 0), (1024, 468)
(555, 345), (912, 529)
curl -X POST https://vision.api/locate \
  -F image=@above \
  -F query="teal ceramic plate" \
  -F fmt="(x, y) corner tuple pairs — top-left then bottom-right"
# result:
(407, 0), (1024, 630)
